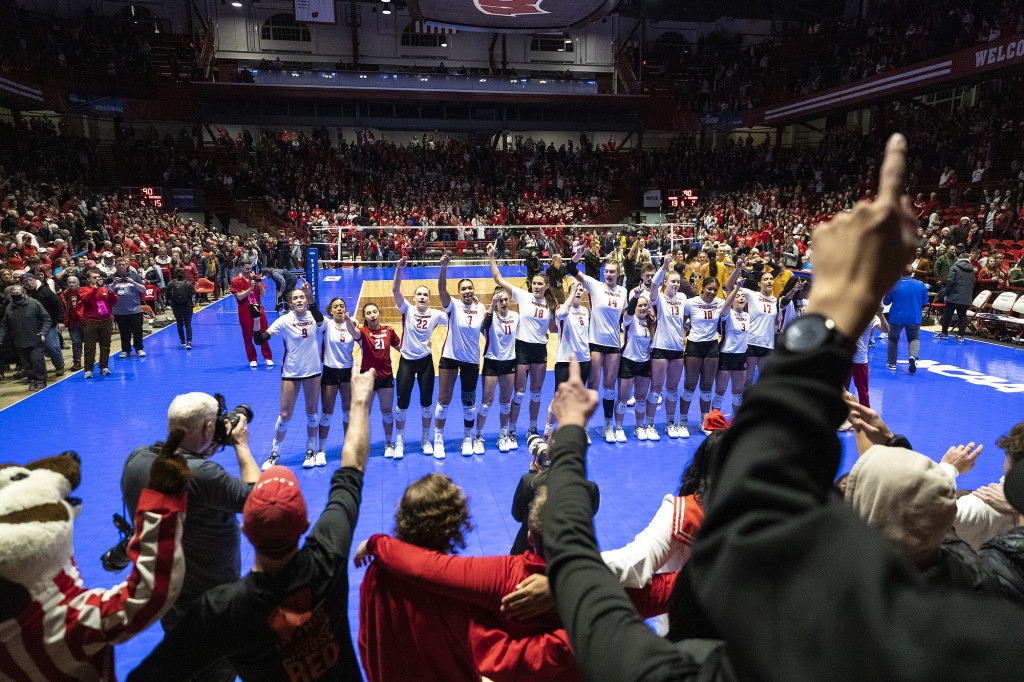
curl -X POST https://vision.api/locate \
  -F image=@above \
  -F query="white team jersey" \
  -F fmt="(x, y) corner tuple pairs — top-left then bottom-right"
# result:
(651, 293), (688, 350)
(321, 320), (355, 369)
(441, 299), (487, 363)
(267, 311), (325, 378)
(719, 309), (750, 354)
(398, 300), (447, 360)
(684, 296), (726, 343)
(581, 275), (627, 346)
(621, 316), (652, 363)
(555, 304), (591, 363)
(509, 287), (552, 345)
(743, 288), (778, 348)
(853, 316), (880, 364)
(777, 299), (806, 332)
(484, 310), (520, 361)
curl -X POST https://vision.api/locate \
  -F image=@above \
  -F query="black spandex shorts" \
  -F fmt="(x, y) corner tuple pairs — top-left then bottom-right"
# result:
(685, 340), (720, 359)
(554, 360), (592, 391)
(618, 356), (652, 379)
(374, 375), (395, 390)
(396, 354), (435, 409)
(515, 339), (548, 365)
(282, 374), (320, 383)
(651, 348), (686, 361)
(746, 344), (773, 358)
(718, 352), (748, 372)
(439, 356), (481, 393)
(588, 343), (621, 355)
(321, 366), (352, 386)
(483, 358), (517, 376)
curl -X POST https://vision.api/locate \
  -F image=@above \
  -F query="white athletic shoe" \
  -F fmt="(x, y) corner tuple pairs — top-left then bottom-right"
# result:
(678, 424), (691, 439)
(384, 444), (395, 459)
(473, 435), (485, 455)
(700, 414), (710, 435)
(498, 434), (511, 453)
(645, 425), (661, 441)
(265, 359), (275, 367)
(507, 432), (519, 450)
(119, 351), (129, 359)
(627, 397), (636, 407)
(250, 361), (258, 368)
(461, 436), (473, 457)
(84, 371), (93, 379)
(434, 433), (446, 460)
(261, 453), (280, 470)
(604, 426), (616, 443)
(667, 423), (680, 439)
(303, 450), (316, 469)
(634, 426), (648, 441)
(394, 436), (405, 460)
(315, 450), (327, 467)
(421, 438), (433, 456)
(136, 350), (146, 358)
(838, 420), (854, 432)
(615, 427), (627, 443)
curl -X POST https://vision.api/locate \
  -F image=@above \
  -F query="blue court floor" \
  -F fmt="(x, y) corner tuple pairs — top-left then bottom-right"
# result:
(4, 264), (1024, 678)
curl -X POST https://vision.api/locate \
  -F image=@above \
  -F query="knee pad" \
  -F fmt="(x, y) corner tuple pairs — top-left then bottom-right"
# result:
(603, 387), (616, 401)
(319, 413), (332, 427)
(394, 407), (407, 423)
(422, 406), (433, 420)
(732, 393), (743, 407)
(711, 394), (724, 409)
(530, 391), (543, 404)
(478, 403), (491, 418)
(615, 400), (627, 415)
(634, 400), (647, 414)
(307, 413), (319, 428)
(381, 411), (394, 424)
(274, 415), (290, 432)
(666, 388), (680, 402)
(647, 390), (661, 404)
(500, 402), (512, 415)
(699, 391), (713, 404)
(341, 410), (350, 424)
(681, 389), (694, 403)
(463, 405), (477, 422)
(461, 391), (476, 407)
(435, 403), (449, 420)
(512, 390), (526, 405)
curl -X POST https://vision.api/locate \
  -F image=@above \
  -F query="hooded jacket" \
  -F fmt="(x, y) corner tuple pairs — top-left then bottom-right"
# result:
(944, 258), (976, 305)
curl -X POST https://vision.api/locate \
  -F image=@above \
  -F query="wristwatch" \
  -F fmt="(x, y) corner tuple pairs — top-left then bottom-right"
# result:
(781, 313), (854, 354)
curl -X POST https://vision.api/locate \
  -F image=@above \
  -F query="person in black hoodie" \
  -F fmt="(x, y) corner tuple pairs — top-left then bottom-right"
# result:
(21, 271), (65, 377)
(937, 246), (976, 341)
(0, 284), (51, 390)
(542, 135), (1024, 682)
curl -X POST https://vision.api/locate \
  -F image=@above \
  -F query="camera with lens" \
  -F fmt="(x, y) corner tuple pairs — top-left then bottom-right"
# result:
(213, 393), (254, 447)
(527, 433), (551, 470)
(101, 512), (134, 572)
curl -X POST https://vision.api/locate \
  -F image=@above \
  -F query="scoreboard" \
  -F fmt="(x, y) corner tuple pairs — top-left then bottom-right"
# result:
(120, 187), (203, 211)
(123, 186), (164, 208)
(667, 189), (699, 208)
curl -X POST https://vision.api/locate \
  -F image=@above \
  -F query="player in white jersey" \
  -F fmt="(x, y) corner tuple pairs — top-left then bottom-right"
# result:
(614, 294), (655, 442)
(476, 286), (520, 452)
(839, 309), (889, 430)
(776, 276), (811, 333)
(435, 254), (488, 456)
(711, 288), (750, 432)
(315, 297), (358, 466)
(253, 281), (326, 470)
(569, 243), (628, 443)
(648, 256), (699, 441)
(544, 281), (591, 437)
(743, 272), (805, 388)
(488, 241), (557, 447)
(392, 256), (448, 458)
(677, 258), (743, 438)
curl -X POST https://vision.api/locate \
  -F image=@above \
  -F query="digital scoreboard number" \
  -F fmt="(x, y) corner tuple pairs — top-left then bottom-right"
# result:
(667, 189), (699, 207)
(124, 187), (164, 208)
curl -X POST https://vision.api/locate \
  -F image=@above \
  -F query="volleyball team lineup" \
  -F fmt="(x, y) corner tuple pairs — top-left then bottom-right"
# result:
(236, 237), (810, 470)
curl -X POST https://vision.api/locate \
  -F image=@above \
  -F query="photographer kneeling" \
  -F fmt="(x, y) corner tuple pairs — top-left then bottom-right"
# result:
(120, 392), (259, 682)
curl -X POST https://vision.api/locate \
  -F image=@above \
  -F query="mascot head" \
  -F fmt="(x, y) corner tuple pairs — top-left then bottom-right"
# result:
(0, 452), (82, 599)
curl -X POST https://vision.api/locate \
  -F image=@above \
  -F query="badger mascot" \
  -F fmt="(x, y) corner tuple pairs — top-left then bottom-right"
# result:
(0, 430), (191, 680)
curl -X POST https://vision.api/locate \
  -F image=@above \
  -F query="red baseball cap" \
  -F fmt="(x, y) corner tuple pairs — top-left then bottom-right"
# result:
(242, 466), (309, 559)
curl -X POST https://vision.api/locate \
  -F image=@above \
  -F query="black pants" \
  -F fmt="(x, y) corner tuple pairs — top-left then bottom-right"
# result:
(114, 312), (145, 353)
(941, 303), (969, 335)
(17, 345), (46, 384)
(396, 355), (435, 410)
(554, 360), (592, 393)
(172, 304), (193, 343)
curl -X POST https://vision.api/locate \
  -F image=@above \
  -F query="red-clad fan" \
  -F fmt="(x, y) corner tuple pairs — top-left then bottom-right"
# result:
(357, 302), (402, 459)
(230, 260), (274, 368)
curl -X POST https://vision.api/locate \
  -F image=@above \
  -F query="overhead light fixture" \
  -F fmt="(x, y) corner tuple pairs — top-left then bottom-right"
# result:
(440, 39), (448, 47)
(382, 6), (391, 13)
(565, 38), (572, 44)
(231, 1), (242, 6)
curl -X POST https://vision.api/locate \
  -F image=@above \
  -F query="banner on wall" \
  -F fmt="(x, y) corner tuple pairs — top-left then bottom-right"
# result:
(409, 0), (619, 30)
(642, 189), (662, 208)
(295, 0), (336, 24)
(305, 247), (320, 305)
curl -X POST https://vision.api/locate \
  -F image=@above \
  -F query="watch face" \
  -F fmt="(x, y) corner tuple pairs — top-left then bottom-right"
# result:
(785, 315), (831, 352)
